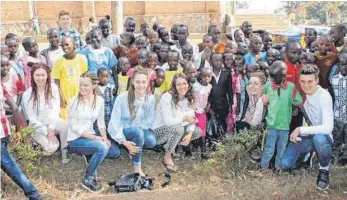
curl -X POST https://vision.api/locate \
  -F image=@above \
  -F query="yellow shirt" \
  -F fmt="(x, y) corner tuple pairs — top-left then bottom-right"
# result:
(118, 74), (129, 95)
(51, 54), (88, 119)
(159, 67), (183, 93)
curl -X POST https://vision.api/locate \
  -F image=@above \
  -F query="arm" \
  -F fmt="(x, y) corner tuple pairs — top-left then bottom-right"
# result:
(300, 94), (334, 135)
(55, 80), (67, 107)
(150, 80), (155, 95)
(47, 84), (61, 131)
(107, 95), (126, 144)
(96, 98), (107, 137)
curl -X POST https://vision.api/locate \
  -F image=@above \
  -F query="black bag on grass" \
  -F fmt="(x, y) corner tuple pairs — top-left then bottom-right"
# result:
(109, 173), (154, 193)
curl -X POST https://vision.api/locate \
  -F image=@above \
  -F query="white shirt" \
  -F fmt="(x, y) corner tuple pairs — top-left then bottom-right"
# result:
(170, 43), (199, 60)
(213, 69), (222, 83)
(67, 95), (105, 141)
(300, 86), (334, 140)
(47, 48), (65, 69)
(22, 83), (61, 135)
(101, 34), (120, 49)
(193, 82), (212, 114)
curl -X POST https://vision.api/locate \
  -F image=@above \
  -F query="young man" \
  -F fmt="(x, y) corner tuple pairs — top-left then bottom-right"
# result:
(58, 9), (85, 52)
(281, 64), (334, 191)
(241, 21), (253, 47)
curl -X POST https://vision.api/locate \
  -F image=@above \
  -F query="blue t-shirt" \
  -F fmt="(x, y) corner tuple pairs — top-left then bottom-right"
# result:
(79, 47), (118, 84)
(244, 52), (266, 65)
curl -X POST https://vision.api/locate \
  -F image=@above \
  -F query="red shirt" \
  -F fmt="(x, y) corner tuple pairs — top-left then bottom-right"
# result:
(1, 83), (10, 138)
(285, 61), (305, 100)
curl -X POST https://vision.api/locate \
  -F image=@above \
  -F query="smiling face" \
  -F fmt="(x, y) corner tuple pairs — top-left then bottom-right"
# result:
(135, 36), (148, 49)
(59, 14), (72, 29)
(338, 54), (347, 76)
(98, 70), (110, 86)
(201, 69), (213, 85)
(250, 35), (263, 53)
(33, 68), (48, 88)
(182, 44), (193, 61)
(1, 56), (11, 77)
(203, 35), (215, 50)
(177, 26), (189, 43)
(125, 20), (136, 33)
(304, 29), (317, 45)
(266, 49), (278, 65)
(248, 76), (264, 95)
(211, 54), (223, 70)
(175, 77), (189, 98)
(317, 37), (333, 56)
(223, 53), (234, 69)
(330, 26), (345, 43)
(159, 28), (170, 44)
(234, 30), (245, 43)
(61, 37), (75, 55)
(141, 23), (150, 36)
(155, 70), (165, 87)
(262, 34), (273, 51)
(225, 41), (238, 54)
(167, 52), (179, 69)
(5, 39), (19, 58)
(100, 21), (111, 37)
(47, 29), (60, 48)
(148, 54), (158, 69)
(286, 42), (301, 64)
(299, 74), (319, 95)
(209, 26), (221, 43)
(79, 77), (97, 97)
(90, 29), (102, 49)
(0, 45), (10, 57)
(148, 32), (159, 45)
(186, 66), (197, 83)
(132, 73), (149, 96)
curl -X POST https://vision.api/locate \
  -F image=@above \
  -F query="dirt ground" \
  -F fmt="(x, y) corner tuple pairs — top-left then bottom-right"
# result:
(2, 149), (347, 200)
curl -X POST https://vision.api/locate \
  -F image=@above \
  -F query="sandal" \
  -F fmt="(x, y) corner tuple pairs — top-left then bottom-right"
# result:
(161, 159), (178, 172)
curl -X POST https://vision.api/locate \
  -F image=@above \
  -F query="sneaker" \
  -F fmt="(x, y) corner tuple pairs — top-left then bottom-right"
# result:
(81, 177), (102, 193)
(61, 148), (70, 164)
(316, 169), (329, 191)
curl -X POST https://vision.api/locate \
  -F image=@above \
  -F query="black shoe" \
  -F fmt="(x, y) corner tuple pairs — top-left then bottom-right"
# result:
(316, 169), (329, 191)
(82, 178), (102, 193)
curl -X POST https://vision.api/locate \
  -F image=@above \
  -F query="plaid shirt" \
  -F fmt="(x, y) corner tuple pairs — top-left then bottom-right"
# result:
(58, 28), (85, 52)
(0, 83), (11, 138)
(93, 84), (114, 134)
(330, 73), (347, 123)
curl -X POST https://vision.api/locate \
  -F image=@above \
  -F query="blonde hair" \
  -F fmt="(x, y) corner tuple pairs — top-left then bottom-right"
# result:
(75, 72), (100, 109)
(250, 70), (267, 85)
(58, 9), (71, 19)
(300, 63), (319, 79)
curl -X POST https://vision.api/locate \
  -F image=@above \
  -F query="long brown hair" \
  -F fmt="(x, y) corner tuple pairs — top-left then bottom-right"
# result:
(29, 63), (52, 113)
(75, 71), (100, 109)
(169, 73), (194, 108)
(128, 66), (149, 120)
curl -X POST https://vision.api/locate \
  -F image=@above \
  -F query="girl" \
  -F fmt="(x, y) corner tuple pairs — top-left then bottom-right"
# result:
(19, 37), (47, 89)
(52, 37), (88, 119)
(108, 68), (157, 177)
(67, 72), (119, 193)
(117, 57), (131, 95)
(148, 52), (160, 69)
(152, 73), (202, 171)
(22, 63), (69, 163)
(41, 28), (65, 69)
(193, 68), (213, 159)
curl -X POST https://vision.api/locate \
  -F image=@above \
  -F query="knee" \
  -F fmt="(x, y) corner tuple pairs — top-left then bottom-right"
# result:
(43, 143), (59, 153)
(172, 126), (185, 135)
(313, 135), (331, 148)
(145, 134), (157, 148)
(107, 147), (121, 159)
(132, 128), (145, 141)
(280, 157), (293, 170)
(95, 141), (109, 154)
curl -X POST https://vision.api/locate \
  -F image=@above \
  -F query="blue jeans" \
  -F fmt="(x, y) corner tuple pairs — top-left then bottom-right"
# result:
(281, 134), (332, 170)
(1, 138), (41, 199)
(261, 128), (289, 169)
(68, 137), (121, 180)
(109, 128), (156, 166)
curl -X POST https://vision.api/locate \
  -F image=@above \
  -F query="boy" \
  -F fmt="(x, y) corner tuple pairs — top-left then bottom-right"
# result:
(314, 35), (338, 89)
(170, 24), (179, 41)
(135, 35), (149, 50)
(241, 21), (253, 47)
(41, 28), (65, 69)
(171, 24), (198, 60)
(181, 43), (194, 62)
(159, 50), (183, 93)
(281, 64), (334, 191)
(148, 30), (160, 50)
(117, 57), (131, 95)
(58, 9), (85, 52)
(154, 68), (165, 106)
(183, 61), (198, 84)
(5, 33), (23, 61)
(244, 35), (266, 65)
(261, 61), (303, 170)
(330, 53), (347, 164)
(261, 32), (273, 52)
(207, 24), (225, 54)
(140, 22), (150, 37)
(195, 35), (215, 70)
(266, 48), (279, 66)
(124, 17), (136, 33)
(158, 43), (170, 66)
(223, 52), (234, 73)
(330, 24), (347, 54)
(99, 18), (120, 49)
(224, 40), (238, 54)
(2, 42), (24, 79)
(158, 27), (171, 45)
(304, 28), (317, 53)
(208, 53), (233, 132)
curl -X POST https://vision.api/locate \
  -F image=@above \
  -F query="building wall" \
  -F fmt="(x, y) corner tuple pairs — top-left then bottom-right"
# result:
(1, 1), (221, 37)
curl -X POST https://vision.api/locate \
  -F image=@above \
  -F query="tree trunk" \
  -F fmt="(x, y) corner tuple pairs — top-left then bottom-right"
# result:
(111, 0), (123, 35)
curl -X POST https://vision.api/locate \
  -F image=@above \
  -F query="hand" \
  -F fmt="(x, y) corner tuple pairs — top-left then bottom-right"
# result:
(185, 116), (198, 124)
(101, 136), (111, 147)
(262, 95), (269, 105)
(289, 127), (301, 143)
(182, 133), (193, 146)
(292, 107), (299, 116)
(122, 141), (140, 155)
(112, 87), (118, 96)
(47, 128), (58, 144)
(61, 95), (67, 108)
(201, 48), (211, 61)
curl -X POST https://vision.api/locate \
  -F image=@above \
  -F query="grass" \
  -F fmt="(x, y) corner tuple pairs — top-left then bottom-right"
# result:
(2, 128), (347, 200)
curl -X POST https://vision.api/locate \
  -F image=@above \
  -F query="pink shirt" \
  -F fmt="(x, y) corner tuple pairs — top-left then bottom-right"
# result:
(19, 52), (47, 89)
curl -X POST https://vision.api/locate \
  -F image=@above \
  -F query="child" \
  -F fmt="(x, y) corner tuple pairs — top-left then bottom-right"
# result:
(237, 41), (249, 56)
(314, 35), (338, 89)
(181, 43), (194, 62)
(140, 22), (150, 37)
(300, 52), (316, 64)
(330, 52), (347, 163)
(41, 28), (65, 69)
(148, 52), (160, 70)
(209, 53), (233, 133)
(233, 55), (249, 121)
(195, 35), (215, 70)
(5, 37), (24, 79)
(148, 30), (160, 50)
(1, 43), (22, 80)
(1, 55), (26, 131)
(154, 68), (165, 106)
(170, 24), (179, 41)
(258, 61), (270, 80)
(124, 17), (136, 33)
(158, 43), (170, 66)
(223, 52), (234, 73)
(171, 24), (198, 60)
(207, 24), (225, 54)
(159, 50), (184, 93)
(183, 61), (198, 84)
(5, 33), (23, 61)
(94, 68), (115, 132)
(153, 42), (163, 57)
(244, 35), (266, 65)
(193, 67), (213, 158)
(99, 18), (120, 49)
(135, 35), (149, 50)
(266, 48), (280, 66)
(52, 37), (88, 119)
(117, 57), (131, 95)
(158, 27), (171, 45)
(19, 37), (47, 89)
(261, 60), (303, 170)
(261, 32), (273, 52)
(113, 32), (135, 59)
(330, 24), (347, 54)
(88, 17), (97, 31)
(304, 28), (317, 53)
(224, 40), (238, 54)
(79, 28), (118, 86)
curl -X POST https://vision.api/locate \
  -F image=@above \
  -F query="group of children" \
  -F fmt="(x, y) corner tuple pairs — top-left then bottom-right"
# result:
(1, 14), (347, 180)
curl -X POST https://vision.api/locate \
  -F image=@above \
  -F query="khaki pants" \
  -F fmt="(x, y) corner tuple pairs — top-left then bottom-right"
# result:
(31, 118), (68, 153)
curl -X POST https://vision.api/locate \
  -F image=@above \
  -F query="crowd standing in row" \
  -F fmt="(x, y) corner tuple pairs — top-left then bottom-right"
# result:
(1, 9), (347, 198)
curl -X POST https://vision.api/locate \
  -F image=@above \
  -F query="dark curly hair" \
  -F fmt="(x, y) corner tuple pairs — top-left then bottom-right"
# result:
(169, 73), (194, 109)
